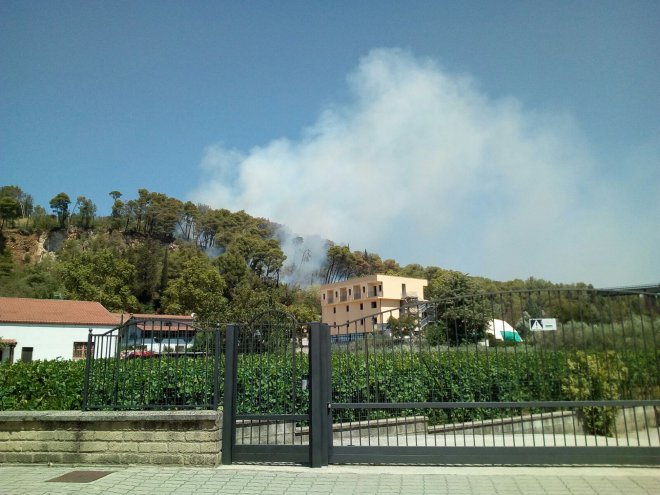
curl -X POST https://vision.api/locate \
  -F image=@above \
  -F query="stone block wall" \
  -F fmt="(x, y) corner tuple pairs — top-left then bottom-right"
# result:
(0, 411), (222, 466)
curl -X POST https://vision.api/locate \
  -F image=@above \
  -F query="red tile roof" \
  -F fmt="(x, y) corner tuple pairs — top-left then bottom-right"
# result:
(0, 297), (118, 327)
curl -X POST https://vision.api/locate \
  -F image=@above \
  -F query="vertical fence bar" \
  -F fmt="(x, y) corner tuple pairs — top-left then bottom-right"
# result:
(222, 324), (238, 465)
(320, 322), (331, 466)
(82, 328), (93, 411)
(213, 326), (221, 409)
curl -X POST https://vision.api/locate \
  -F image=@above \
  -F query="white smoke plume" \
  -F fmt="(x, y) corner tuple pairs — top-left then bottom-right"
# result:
(274, 226), (329, 286)
(191, 48), (659, 287)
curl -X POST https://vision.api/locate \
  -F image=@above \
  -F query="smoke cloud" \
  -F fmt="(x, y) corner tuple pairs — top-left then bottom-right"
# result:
(191, 48), (659, 287)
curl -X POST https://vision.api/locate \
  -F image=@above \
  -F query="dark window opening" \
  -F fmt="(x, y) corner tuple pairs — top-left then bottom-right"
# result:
(21, 347), (33, 363)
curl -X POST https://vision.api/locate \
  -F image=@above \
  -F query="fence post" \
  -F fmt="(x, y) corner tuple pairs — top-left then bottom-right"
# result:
(310, 322), (330, 467)
(321, 322), (331, 466)
(82, 328), (93, 411)
(222, 324), (238, 465)
(213, 326), (221, 409)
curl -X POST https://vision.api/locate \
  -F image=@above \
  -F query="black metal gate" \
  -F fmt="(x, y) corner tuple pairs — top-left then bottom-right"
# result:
(221, 311), (330, 466)
(82, 289), (659, 466)
(326, 288), (659, 465)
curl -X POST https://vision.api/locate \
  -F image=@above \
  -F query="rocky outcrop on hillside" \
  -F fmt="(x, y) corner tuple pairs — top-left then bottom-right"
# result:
(1, 231), (41, 267)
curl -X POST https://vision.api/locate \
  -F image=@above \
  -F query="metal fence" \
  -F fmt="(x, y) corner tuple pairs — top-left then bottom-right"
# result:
(82, 317), (221, 410)
(82, 289), (659, 465)
(327, 288), (659, 464)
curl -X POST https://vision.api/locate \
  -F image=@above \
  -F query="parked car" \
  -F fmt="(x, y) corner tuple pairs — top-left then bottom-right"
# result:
(120, 349), (155, 359)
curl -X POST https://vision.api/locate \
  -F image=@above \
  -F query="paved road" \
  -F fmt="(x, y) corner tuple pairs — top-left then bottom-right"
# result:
(1, 464), (659, 495)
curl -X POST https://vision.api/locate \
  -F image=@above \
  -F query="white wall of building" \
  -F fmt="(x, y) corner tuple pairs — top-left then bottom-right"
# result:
(0, 323), (116, 362)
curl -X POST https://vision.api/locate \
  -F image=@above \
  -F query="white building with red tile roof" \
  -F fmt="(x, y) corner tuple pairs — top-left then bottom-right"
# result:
(112, 312), (198, 353)
(0, 297), (118, 362)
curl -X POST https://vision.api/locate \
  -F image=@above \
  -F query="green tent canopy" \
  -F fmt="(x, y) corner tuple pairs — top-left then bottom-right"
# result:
(500, 329), (523, 342)
(487, 319), (524, 343)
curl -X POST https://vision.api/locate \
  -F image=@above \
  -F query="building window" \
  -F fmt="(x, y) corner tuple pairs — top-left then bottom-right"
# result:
(73, 342), (94, 360)
(323, 294), (325, 300)
(20, 347), (33, 363)
(379, 285), (382, 293)
(371, 302), (377, 309)
(360, 319), (364, 326)
(362, 286), (366, 293)
(1, 340), (16, 363)
(360, 303), (363, 310)
(348, 289), (352, 295)
(333, 307), (336, 314)
(346, 306), (349, 312)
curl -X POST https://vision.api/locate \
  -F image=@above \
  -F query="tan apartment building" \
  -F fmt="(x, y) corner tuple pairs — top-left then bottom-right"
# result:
(320, 274), (428, 339)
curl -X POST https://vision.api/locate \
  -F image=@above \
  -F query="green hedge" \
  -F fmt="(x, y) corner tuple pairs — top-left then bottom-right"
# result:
(0, 359), (86, 410)
(83, 357), (219, 410)
(1, 349), (656, 428)
(330, 349), (570, 423)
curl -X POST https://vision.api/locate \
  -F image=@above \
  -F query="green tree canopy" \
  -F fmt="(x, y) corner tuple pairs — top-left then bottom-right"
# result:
(177, 201), (199, 241)
(128, 239), (165, 306)
(58, 248), (139, 312)
(230, 235), (286, 283)
(324, 245), (357, 284)
(161, 256), (227, 323)
(0, 197), (20, 230)
(427, 270), (488, 345)
(215, 248), (254, 293)
(72, 196), (97, 229)
(0, 185), (33, 219)
(49, 192), (71, 228)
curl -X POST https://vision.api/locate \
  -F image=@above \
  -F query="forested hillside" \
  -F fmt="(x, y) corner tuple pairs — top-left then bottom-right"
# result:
(0, 185), (591, 324)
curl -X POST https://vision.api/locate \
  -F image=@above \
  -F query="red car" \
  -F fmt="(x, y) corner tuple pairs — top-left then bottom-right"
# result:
(120, 349), (155, 359)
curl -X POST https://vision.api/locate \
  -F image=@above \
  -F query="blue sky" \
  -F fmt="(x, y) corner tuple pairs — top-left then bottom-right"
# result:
(1, 1), (658, 286)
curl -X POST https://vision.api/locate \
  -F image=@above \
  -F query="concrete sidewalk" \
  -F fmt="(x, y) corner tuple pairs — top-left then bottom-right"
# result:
(1, 464), (659, 495)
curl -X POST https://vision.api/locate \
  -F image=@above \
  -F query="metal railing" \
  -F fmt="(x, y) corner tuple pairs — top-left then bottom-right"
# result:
(327, 288), (659, 464)
(81, 289), (659, 465)
(82, 318), (222, 410)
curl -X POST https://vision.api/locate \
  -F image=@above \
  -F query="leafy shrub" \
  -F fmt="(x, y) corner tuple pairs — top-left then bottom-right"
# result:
(424, 322), (447, 346)
(561, 351), (627, 436)
(0, 359), (85, 410)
